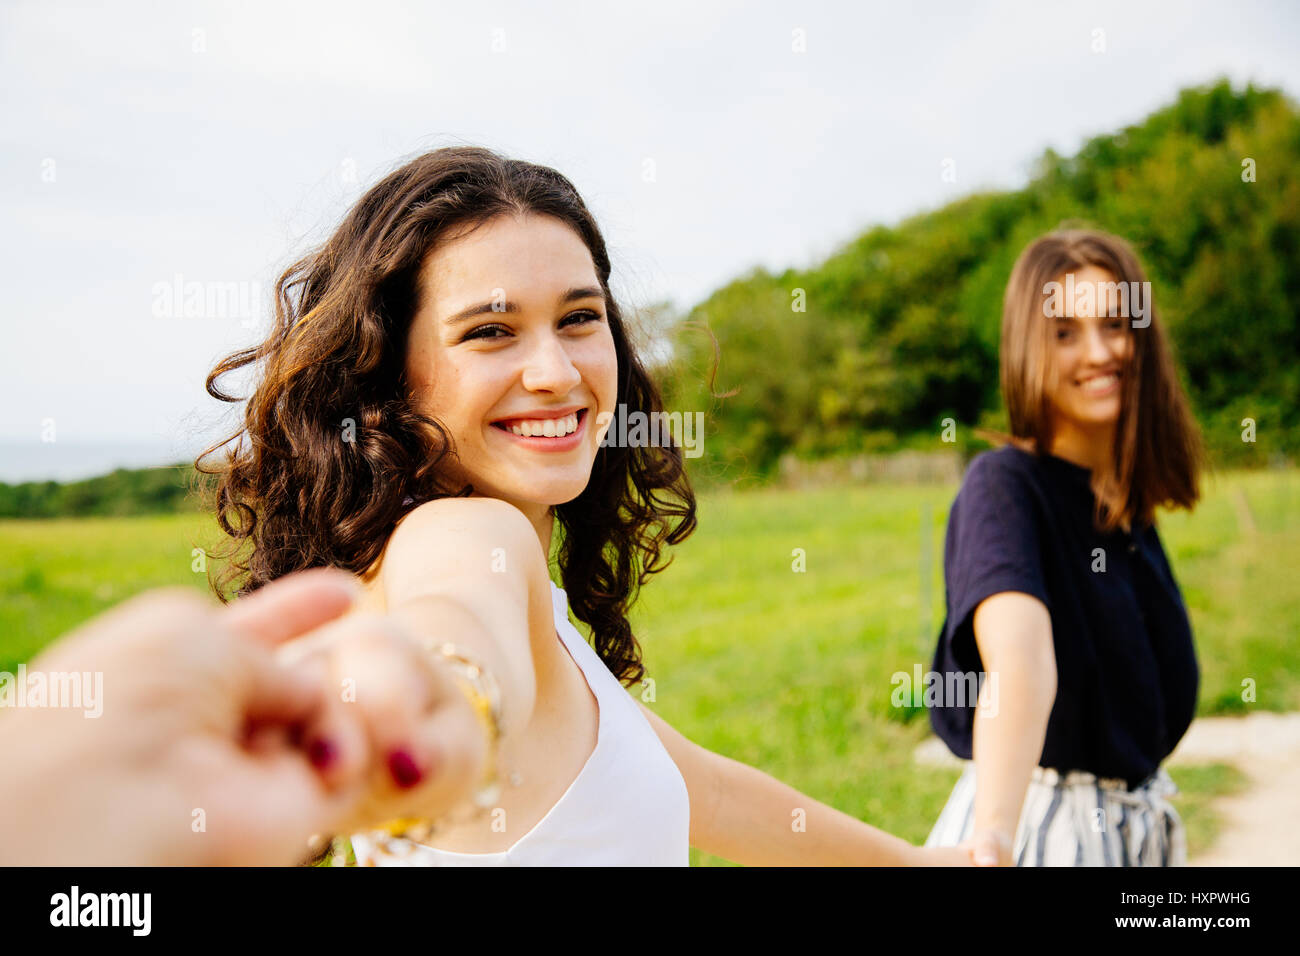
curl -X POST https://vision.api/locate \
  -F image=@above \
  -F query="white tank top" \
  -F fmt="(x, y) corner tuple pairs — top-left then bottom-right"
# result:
(348, 580), (690, 866)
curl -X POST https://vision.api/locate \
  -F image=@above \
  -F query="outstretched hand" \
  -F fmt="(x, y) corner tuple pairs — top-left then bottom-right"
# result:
(276, 608), (490, 842)
(0, 569), (372, 865)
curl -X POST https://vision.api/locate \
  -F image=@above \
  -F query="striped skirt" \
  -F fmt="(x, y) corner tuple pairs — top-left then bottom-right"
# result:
(924, 763), (1187, 866)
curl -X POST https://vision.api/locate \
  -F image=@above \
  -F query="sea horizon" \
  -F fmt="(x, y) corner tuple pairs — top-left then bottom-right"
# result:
(0, 441), (211, 484)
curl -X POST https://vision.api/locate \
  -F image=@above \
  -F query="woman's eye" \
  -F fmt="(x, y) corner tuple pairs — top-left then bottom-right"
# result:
(1055, 328), (1073, 342)
(462, 312), (603, 343)
(563, 309), (603, 328)
(463, 324), (509, 341)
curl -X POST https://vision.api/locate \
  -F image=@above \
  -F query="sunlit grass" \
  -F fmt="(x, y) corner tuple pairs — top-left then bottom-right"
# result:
(1, 468), (1294, 865)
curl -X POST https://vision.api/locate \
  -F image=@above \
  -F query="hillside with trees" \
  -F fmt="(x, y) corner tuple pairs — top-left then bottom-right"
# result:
(5, 81), (1296, 516)
(661, 80), (1300, 482)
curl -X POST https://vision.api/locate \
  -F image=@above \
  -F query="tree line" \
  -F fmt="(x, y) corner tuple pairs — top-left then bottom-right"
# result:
(6, 80), (1296, 516)
(660, 79), (1300, 482)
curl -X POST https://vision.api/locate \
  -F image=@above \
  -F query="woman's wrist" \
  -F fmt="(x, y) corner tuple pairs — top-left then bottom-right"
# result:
(436, 643), (503, 809)
(362, 641), (502, 843)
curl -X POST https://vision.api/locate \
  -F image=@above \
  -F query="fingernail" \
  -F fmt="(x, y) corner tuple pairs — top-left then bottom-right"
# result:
(308, 737), (338, 770)
(387, 749), (423, 789)
(975, 850), (997, 865)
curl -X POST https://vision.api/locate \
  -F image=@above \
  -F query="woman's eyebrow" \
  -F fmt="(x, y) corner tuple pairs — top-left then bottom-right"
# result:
(442, 286), (606, 327)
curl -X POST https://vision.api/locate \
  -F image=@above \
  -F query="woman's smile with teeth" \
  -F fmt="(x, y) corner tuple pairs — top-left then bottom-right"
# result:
(493, 410), (582, 438)
(1078, 373), (1119, 394)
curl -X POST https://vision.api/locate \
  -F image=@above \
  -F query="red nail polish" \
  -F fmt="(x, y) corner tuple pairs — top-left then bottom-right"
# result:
(388, 749), (423, 789)
(308, 737), (338, 770)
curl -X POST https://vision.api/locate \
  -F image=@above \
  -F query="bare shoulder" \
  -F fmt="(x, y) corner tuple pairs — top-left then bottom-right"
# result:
(377, 497), (555, 665)
(393, 495), (541, 544)
(382, 497), (548, 590)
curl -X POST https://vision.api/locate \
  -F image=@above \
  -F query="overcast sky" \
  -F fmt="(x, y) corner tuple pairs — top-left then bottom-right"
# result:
(2, 0), (1297, 478)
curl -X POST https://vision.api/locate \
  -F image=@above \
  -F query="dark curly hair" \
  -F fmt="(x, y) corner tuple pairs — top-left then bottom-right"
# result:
(195, 146), (697, 686)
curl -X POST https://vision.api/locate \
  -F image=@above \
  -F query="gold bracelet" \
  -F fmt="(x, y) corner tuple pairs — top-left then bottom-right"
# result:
(435, 641), (504, 812)
(369, 641), (503, 845)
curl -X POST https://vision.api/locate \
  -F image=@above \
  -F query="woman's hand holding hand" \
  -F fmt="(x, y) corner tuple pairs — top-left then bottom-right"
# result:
(280, 611), (491, 840)
(966, 827), (1015, 866)
(908, 845), (977, 866)
(0, 569), (374, 866)
(902, 829), (1014, 866)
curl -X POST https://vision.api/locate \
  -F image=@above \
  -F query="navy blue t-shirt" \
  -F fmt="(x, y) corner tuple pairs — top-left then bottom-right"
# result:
(927, 445), (1199, 787)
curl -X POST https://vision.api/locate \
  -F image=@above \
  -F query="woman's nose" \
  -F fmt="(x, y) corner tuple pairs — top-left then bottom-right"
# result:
(521, 333), (582, 393)
(1085, 324), (1114, 364)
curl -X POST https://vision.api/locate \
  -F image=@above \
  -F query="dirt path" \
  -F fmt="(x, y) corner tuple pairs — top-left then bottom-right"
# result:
(1168, 712), (1300, 866)
(913, 711), (1300, 865)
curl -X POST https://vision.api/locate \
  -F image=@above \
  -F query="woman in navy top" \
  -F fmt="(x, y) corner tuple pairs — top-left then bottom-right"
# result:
(925, 228), (1203, 866)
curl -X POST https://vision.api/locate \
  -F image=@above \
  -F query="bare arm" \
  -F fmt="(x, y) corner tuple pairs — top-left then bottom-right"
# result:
(296, 497), (554, 833)
(637, 701), (963, 866)
(969, 590), (1057, 863)
(380, 496), (554, 743)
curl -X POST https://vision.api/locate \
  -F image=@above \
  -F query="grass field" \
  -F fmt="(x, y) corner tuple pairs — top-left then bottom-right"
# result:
(1, 467), (1295, 865)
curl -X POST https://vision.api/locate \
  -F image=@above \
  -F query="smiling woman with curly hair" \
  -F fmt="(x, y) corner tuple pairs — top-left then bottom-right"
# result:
(198, 148), (689, 689)
(197, 146), (974, 866)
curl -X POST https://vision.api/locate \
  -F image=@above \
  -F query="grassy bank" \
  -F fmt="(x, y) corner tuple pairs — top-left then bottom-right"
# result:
(1, 468), (1294, 864)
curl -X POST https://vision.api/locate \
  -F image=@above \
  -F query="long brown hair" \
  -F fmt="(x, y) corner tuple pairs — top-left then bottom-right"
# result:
(1000, 227), (1202, 530)
(195, 147), (696, 686)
